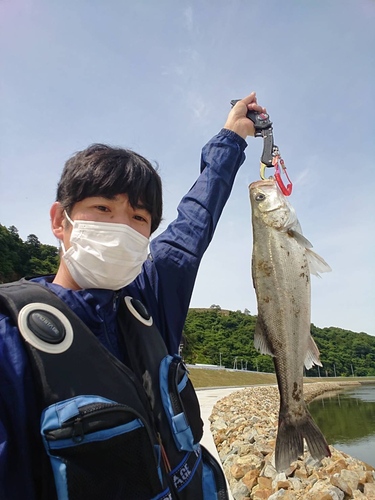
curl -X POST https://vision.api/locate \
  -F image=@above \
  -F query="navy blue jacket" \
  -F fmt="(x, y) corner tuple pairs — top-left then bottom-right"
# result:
(0, 129), (247, 500)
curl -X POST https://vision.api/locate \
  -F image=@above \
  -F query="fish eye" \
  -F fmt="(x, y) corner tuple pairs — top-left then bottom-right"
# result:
(255, 193), (266, 202)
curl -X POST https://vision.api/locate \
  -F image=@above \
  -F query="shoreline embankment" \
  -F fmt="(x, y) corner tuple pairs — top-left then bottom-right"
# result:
(210, 382), (375, 500)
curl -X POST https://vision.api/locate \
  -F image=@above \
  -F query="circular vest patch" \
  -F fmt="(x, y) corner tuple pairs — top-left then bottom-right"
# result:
(18, 303), (74, 354)
(124, 296), (153, 326)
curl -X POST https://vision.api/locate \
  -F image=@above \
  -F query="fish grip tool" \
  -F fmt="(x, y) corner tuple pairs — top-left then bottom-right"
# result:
(230, 99), (292, 196)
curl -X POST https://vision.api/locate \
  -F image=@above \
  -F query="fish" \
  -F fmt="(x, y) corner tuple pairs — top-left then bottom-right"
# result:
(249, 177), (332, 472)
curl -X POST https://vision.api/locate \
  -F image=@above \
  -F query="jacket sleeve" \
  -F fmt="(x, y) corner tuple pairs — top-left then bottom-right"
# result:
(0, 315), (40, 500)
(132, 129), (247, 354)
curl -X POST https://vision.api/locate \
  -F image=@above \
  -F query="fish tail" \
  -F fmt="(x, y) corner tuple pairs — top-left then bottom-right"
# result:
(301, 411), (331, 462)
(275, 409), (331, 472)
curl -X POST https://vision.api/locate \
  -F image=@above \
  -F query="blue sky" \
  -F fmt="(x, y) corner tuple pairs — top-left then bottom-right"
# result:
(1, 0), (374, 336)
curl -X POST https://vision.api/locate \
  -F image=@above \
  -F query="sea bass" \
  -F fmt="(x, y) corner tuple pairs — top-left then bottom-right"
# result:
(249, 178), (332, 472)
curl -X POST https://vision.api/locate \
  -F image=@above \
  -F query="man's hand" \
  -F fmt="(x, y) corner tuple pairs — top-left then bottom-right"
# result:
(223, 92), (266, 140)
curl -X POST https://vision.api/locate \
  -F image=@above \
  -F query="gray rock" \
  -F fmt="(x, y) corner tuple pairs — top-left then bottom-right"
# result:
(302, 456), (321, 476)
(283, 463), (297, 477)
(307, 475), (318, 487)
(219, 445), (231, 459)
(220, 447), (238, 462)
(223, 453), (239, 468)
(325, 487), (345, 500)
(231, 480), (250, 500)
(233, 417), (247, 425)
(272, 473), (287, 491)
(211, 418), (228, 431)
(268, 489), (295, 500)
(289, 477), (303, 490)
(309, 480), (345, 500)
(309, 479), (331, 494)
(238, 444), (254, 457)
(330, 473), (352, 496)
(364, 483), (375, 498)
(235, 453), (264, 470)
(268, 428), (277, 438)
(340, 469), (360, 491)
(255, 441), (274, 456)
(231, 440), (245, 451)
(245, 430), (258, 444)
(352, 490), (368, 499)
(260, 462), (277, 480)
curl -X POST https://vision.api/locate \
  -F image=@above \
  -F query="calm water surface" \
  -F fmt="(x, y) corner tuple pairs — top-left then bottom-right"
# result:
(308, 384), (375, 467)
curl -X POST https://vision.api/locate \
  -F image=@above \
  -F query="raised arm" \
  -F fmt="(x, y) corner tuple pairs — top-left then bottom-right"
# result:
(131, 93), (266, 353)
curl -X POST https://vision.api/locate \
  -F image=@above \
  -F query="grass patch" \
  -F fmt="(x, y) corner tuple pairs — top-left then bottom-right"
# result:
(303, 376), (375, 383)
(189, 368), (276, 388)
(188, 369), (375, 389)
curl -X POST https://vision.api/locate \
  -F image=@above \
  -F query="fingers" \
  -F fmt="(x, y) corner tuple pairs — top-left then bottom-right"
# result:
(240, 92), (266, 114)
(241, 92), (257, 105)
(225, 92), (266, 138)
(247, 102), (267, 113)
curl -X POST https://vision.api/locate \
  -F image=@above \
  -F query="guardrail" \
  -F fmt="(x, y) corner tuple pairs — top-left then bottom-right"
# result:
(186, 364), (274, 375)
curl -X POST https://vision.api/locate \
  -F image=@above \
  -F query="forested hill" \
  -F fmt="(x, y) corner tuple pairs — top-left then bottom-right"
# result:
(182, 307), (375, 377)
(0, 224), (59, 283)
(1, 225), (373, 377)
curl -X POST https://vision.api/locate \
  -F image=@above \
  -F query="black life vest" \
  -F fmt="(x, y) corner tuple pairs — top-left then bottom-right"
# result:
(0, 279), (228, 500)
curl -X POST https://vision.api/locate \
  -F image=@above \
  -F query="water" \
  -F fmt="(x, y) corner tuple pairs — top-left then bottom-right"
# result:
(308, 384), (375, 467)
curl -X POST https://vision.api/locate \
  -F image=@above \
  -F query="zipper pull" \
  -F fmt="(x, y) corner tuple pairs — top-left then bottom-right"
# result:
(113, 291), (120, 312)
(157, 432), (171, 473)
(72, 418), (84, 443)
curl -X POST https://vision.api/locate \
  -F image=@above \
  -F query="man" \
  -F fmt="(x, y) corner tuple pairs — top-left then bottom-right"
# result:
(0, 93), (266, 500)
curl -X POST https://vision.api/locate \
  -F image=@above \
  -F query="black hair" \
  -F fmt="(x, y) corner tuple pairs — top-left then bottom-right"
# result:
(56, 144), (162, 233)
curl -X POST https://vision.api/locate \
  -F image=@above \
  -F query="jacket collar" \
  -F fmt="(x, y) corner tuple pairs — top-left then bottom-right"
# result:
(31, 276), (118, 327)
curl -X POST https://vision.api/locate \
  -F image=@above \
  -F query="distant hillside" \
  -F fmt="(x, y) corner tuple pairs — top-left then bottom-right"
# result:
(0, 224), (59, 283)
(182, 308), (375, 377)
(2, 225), (373, 377)
(190, 307), (231, 316)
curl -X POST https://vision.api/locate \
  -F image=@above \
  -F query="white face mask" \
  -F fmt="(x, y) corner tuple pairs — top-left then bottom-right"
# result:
(62, 212), (149, 290)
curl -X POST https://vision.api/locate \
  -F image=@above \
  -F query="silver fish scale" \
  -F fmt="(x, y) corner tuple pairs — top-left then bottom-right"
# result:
(252, 224), (310, 418)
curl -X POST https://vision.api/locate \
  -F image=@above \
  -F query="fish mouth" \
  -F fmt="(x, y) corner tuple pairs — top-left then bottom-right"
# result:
(249, 178), (277, 190)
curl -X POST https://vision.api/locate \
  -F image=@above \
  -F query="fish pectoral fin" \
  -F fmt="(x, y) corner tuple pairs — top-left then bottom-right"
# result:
(287, 229), (313, 249)
(254, 319), (275, 357)
(281, 202), (299, 231)
(304, 335), (323, 369)
(306, 248), (332, 277)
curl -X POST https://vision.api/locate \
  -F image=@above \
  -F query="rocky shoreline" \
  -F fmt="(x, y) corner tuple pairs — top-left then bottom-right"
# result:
(209, 382), (375, 500)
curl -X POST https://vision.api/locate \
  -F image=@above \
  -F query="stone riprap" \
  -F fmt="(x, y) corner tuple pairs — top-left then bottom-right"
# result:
(209, 382), (375, 500)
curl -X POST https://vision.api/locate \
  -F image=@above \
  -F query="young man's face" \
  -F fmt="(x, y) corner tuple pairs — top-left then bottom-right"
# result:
(67, 194), (152, 238)
(50, 194), (152, 290)
(51, 193), (152, 256)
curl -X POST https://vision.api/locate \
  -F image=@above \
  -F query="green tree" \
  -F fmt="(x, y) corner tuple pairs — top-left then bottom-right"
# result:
(0, 224), (59, 283)
(210, 304), (221, 311)
(183, 310), (374, 376)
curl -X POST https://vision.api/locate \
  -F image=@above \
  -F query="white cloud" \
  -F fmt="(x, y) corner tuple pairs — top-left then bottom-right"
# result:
(161, 64), (185, 77)
(187, 91), (208, 121)
(293, 168), (310, 188)
(183, 6), (193, 32)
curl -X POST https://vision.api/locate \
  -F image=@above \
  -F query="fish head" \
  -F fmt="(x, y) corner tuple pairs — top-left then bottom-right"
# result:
(249, 178), (297, 230)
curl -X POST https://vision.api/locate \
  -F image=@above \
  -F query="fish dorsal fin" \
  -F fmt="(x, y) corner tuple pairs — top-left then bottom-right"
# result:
(306, 248), (332, 277)
(287, 229), (313, 249)
(304, 335), (323, 369)
(254, 319), (275, 357)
